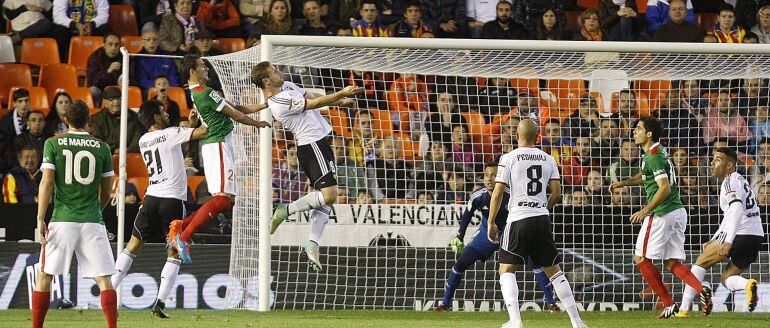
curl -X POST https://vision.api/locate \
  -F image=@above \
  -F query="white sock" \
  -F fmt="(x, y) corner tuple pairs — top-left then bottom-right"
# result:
(288, 191), (325, 215)
(681, 264), (707, 311)
(550, 271), (582, 324)
(724, 275), (749, 291)
(308, 205), (331, 244)
(111, 249), (136, 288)
(157, 258), (181, 302)
(500, 272), (522, 324)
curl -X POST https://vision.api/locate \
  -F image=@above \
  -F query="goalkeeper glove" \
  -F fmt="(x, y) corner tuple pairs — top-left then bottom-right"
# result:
(450, 235), (464, 255)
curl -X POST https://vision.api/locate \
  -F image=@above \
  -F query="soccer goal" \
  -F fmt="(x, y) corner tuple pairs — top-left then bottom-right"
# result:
(115, 37), (770, 313)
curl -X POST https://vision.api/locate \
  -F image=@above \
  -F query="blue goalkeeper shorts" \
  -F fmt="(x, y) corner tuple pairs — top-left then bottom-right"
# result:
(465, 230), (499, 260)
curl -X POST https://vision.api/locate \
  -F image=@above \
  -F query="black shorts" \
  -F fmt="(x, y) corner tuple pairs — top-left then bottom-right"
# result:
(297, 139), (337, 190)
(728, 235), (764, 270)
(499, 215), (561, 267)
(132, 195), (187, 243)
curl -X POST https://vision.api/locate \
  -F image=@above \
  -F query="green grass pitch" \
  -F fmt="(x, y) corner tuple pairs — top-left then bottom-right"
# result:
(2, 309), (769, 328)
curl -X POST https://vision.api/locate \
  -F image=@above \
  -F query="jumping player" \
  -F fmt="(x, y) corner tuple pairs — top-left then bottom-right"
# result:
(609, 117), (713, 318)
(111, 100), (208, 318)
(32, 100), (118, 328)
(434, 161), (559, 313)
(676, 147), (763, 317)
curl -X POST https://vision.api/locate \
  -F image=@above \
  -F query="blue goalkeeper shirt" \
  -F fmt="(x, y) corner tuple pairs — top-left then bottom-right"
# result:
(458, 187), (510, 243)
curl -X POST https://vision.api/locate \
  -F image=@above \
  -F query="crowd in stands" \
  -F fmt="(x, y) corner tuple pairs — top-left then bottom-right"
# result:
(2, 0), (770, 213)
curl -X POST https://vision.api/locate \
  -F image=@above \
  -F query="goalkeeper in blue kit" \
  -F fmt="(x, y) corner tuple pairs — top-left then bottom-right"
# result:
(435, 161), (559, 312)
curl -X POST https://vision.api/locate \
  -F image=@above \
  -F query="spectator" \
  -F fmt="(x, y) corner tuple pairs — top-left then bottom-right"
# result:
(499, 116), (519, 153)
(387, 73), (429, 113)
(239, 0), (279, 29)
(137, 0), (173, 31)
(607, 139), (639, 183)
(703, 89), (753, 149)
(416, 190), (434, 204)
(343, 70), (386, 109)
(190, 28), (222, 57)
(562, 136), (598, 186)
(349, 110), (379, 166)
(337, 185), (349, 204)
(1, 88), (32, 140)
(135, 29), (180, 94)
(14, 110), (51, 163)
(679, 79), (709, 114)
(598, 0), (640, 41)
(573, 8), (605, 41)
(149, 75), (182, 126)
(757, 183), (770, 205)
(332, 136), (365, 197)
(272, 143), (308, 202)
(158, 0), (198, 53)
(365, 137), (410, 200)
(450, 124), (480, 173)
(352, 1), (389, 37)
(480, 0), (527, 40)
(570, 188), (586, 206)
(751, 5), (770, 43)
(45, 91), (71, 135)
(737, 78), (765, 119)
(420, 0), (466, 38)
(736, 0), (770, 31)
(708, 4), (746, 43)
(751, 100), (770, 151)
(255, 0), (293, 36)
(583, 169), (608, 205)
(426, 92), (467, 146)
(466, 0), (501, 38)
(646, 0), (695, 34)
(750, 138), (770, 190)
(413, 141), (451, 193)
(612, 89), (638, 134)
(388, 1), (432, 38)
(2, 146), (41, 203)
(670, 147), (690, 171)
(659, 90), (704, 152)
(539, 118), (572, 165)
(356, 189), (372, 204)
(533, 7), (569, 40)
(196, 0), (241, 38)
(518, 0), (566, 33)
(593, 118), (620, 166)
(3, 0), (53, 44)
(744, 31), (760, 43)
(610, 185), (632, 206)
(475, 77), (516, 121)
(651, 0), (705, 42)
(52, 0), (110, 62)
(296, 0), (335, 36)
(336, 25), (353, 36)
(514, 89), (539, 121)
(91, 86), (144, 153)
(87, 33), (129, 106)
(703, 34), (718, 43)
(563, 95), (600, 139)
(437, 170), (469, 204)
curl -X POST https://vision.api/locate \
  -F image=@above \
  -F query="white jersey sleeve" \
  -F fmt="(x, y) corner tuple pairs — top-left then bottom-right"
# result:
(168, 127), (195, 145)
(496, 147), (555, 223)
(268, 89), (306, 116)
(715, 172), (764, 243)
(268, 81), (332, 146)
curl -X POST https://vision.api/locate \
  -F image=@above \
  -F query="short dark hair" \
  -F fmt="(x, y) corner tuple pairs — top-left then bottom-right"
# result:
(153, 74), (170, 83)
(744, 31), (760, 41)
(27, 109), (45, 121)
(180, 54), (201, 83)
(12, 88), (29, 102)
(66, 100), (90, 129)
(403, 0), (420, 11)
(545, 118), (561, 126)
(619, 89), (635, 98)
(103, 33), (121, 43)
(719, 3), (735, 14)
(138, 99), (164, 129)
(485, 158), (499, 169)
(714, 147), (738, 164)
(635, 117), (663, 142)
(251, 61), (273, 88)
(360, 0), (377, 9)
(17, 145), (37, 157)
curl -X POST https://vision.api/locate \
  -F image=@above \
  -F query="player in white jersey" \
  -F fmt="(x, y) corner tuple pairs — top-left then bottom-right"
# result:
(487, 120), (586, 328)
(110, 100), (207, 318)
(676, 147), (765, 317)
(249, 62), (362, 271)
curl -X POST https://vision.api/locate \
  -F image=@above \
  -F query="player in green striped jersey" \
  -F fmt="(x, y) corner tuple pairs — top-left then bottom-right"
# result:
(610, 117), (712, 318)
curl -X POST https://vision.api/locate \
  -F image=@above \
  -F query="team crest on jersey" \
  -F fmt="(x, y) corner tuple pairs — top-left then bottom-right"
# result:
(293, 98), (302, 106)
(209, 90), (223, 102)
(328, 160), (336, 173)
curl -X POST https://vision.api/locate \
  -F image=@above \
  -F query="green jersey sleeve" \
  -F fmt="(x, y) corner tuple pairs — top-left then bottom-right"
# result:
(101, 142), (114, 177)
(41, 138), (57, 171)
(644, 154), (670, 182)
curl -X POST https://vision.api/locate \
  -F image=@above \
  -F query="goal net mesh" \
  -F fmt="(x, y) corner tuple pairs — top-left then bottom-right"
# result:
(208, 44), (770, 312)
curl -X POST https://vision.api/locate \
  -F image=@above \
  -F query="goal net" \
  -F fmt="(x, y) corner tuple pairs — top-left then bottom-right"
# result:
(208, 38), (770, 312)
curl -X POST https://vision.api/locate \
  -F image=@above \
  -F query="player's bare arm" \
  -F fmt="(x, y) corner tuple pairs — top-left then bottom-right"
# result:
(304, 89), (357, 108)
(220, 102), (272, 128)
(235, 103), (268, 114)
(630, 177), (671, 223)
(547, 179), (562, 211)
(35, 169), (55, 244)
(305, 86), (364, 110)
(487, 182), (506, 244)
(100, 175), (115, 211)
(610, 172), (642, 192)
(187, 110), (209, 140)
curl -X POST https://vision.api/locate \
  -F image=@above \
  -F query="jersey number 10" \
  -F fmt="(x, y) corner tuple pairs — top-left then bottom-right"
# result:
(62, 149), (96, 185)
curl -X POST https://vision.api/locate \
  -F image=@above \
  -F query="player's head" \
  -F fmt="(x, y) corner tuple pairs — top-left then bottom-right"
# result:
(483, 160), (499, 192)
(516, 119), (538, 146)
(181, 54), (209, 85)
(711, 147), (739, 178)
(251, 61), (283, 89)
(65, 100), (90, 130)
(138, 99), (169, 129)
(633, 117), (662, 146)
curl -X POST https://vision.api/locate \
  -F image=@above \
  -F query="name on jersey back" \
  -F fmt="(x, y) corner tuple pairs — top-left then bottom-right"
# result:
(139, 135), (167, 149)
(57, 138), (100, 148)
(516, 153), (547, 162)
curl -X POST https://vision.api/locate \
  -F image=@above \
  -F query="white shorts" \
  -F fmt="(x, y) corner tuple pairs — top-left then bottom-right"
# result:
(634, 207), (688, 260)
(201, 134), (236, 196)
(40, 222), (116, 278)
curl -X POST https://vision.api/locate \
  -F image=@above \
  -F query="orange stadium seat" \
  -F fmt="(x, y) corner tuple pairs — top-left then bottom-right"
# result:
(124, 86), (143, 109)
(187, 176), (206, 201)
(565, 11), (582, 29)
(635, 79), (671, 111)
(547, 79), (585, 113)
(636, 0), (648, 14)
(39, 64), (78, 101)
(122, 36), (143, 53)
(212, 38), (246, 54)
(127, 176), (149, 202)
(7, 86), (48, 110)
(0, 64), (33, 105)
(68, 36), (104, 75)
(577, 0), (598, 8)
(21, 38), (60, 68)
(64, 87), (96, 110)
(320, 107), (353, 138)
(393, 132), (420, 161)
(113, 153), (149, 178)
(461, 111), (488, 143)
(108, 5), (139, 36)
(509, 78), (540, 95)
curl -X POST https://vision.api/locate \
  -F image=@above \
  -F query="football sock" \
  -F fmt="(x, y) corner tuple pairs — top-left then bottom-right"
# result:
(101, 289), (118, 328)
(158, 258), (182, 301)
(111, 249), (136, 288)
(550, 271), (582, 322)
(533, 265), (555, 305)
(32, 291), (50, 328)
(670, 262), (703, 293)
(443, 268), (464, 307)
(288, 191), (325, 215)
(442, 248), (479, 306)
(637, 259), (674, 306)
(500, 272), (522, 324)
(180, 195), (234, 242)
(680, 264), (706, 311)
(308, 205), (331, 244)
(724, 275), (749, 291)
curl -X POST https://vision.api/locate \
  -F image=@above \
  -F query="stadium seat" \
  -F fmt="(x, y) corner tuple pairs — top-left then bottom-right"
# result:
(508, 77), (540, 95)
(634, 79), (671, 112)
(0, 64), (33, 105)
(122, 36), (143, 53)
(108, 5), (139, 36)
(0, 36), (15, 63)
(127, 176), (149, 202)
(636, 0), (648, 14)
(188, 176), (206, 201)
(21, 38), (60, 68)
(7, 86), (48, 110)
(393, 132), (420, 161)
(320, 107), (353, 138)
(114, 85), (143, 109)
(565, 11), (582, 29)
(113, 153), (149, 178)
(39, 64), (79, 101)
(547, 79), (585, 113)
(65, 87), (96, 110)
(461, 111), (488, 143)
(148, 87), (189, 110)
(576, 0), (598, 8)
(68, 36), (104, 75)
(212, 38), (246, 54)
